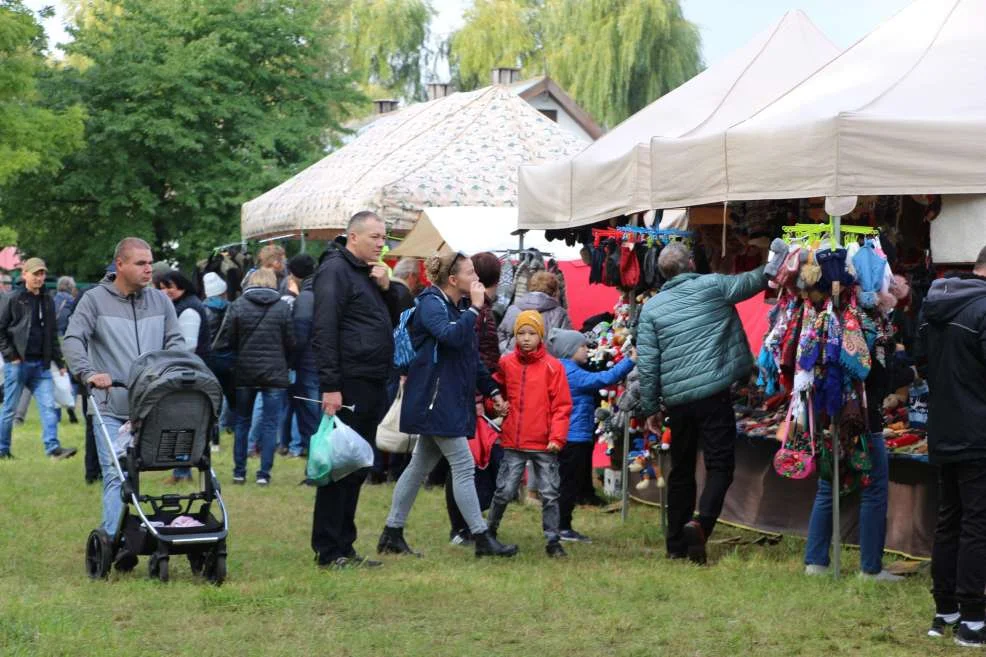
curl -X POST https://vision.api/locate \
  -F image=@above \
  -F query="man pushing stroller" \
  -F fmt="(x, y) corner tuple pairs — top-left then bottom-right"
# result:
(64, 238), (185, 568)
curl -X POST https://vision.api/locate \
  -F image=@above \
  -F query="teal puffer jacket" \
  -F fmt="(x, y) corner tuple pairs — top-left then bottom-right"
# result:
(637, 266), (766, 413)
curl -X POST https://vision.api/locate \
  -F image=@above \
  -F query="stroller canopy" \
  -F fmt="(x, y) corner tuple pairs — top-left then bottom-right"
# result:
(126, 350), (223, 424)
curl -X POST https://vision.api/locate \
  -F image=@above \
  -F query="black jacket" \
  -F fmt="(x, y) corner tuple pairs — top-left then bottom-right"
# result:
(227, 286), (295, 388)
(917, 274), (986, 464)
(174, 292), (211, 358)
(0, 287), (65, 369)
(312, 246), (400, 392)
(292, 276), (316, 373)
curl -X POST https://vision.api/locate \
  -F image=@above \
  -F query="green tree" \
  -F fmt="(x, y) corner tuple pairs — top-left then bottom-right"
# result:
(449, 0), (702, 127)
(2, 0), (363, 279)
(337, 0), (435, 105)
(0, 0), (84, 186)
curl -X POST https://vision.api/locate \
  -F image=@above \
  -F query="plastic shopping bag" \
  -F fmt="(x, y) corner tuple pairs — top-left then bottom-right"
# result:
(51, 366), (75, 408)
(306, 415), (374, 486)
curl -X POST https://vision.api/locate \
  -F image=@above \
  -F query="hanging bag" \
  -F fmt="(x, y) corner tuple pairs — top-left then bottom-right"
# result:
(376, 382), (418, 454)
(773, 394), (816, 479)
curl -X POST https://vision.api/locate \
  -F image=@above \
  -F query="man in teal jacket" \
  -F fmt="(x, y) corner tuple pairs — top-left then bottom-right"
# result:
(638, 242), (769, 564)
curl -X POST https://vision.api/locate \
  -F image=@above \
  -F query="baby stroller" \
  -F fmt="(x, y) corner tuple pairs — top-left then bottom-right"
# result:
(85, 350), (229, 584)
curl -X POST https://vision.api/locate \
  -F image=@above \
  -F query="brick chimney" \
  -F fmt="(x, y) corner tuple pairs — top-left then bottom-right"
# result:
(491, 67), (520, 85)
(373, 99), (399, 114)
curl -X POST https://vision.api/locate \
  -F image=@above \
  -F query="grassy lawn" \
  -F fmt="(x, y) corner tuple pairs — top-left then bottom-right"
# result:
(0, 406), (953, 657)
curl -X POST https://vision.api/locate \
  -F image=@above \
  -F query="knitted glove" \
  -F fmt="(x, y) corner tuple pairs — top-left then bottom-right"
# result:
(764, 238), (790, 279)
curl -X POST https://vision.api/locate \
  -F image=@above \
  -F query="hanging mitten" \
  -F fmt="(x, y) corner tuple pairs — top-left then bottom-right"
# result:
(800, 249), (822, 287)
(764, 238), (790, 279)
(603, 239), (622, 287)
(620, 245), (641, 289)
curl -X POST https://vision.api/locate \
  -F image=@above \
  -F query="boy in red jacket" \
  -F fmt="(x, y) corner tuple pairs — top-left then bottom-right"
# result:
(487, 310), (573, 557)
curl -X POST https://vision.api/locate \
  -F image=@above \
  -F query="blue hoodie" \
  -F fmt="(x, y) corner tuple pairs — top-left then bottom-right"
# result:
(561, 357), (635, 443)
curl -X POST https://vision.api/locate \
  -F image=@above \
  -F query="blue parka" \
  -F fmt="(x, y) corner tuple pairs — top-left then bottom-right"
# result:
(562, 357), (635, 443)
(400, 286), (499, 438)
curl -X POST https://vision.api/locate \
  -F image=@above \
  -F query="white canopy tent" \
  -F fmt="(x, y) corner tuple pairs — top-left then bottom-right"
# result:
(389, 207), (583, 260)
(648, 0), (986, 209)
(241, 86), (587, 240)
(517, 10), (839, 229)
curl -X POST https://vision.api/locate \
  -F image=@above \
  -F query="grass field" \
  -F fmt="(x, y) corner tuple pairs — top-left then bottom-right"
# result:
(0, 407), (957, 657)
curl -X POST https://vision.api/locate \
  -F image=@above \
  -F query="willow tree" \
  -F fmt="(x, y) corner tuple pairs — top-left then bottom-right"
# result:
(449, 0), (702, 127)
(337, 0), (435, 104)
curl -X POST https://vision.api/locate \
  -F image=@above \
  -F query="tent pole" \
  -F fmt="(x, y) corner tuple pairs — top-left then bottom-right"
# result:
(831, 214), (842, 579)
(300, 230), (306, 253)
(621, 213), (642, 523)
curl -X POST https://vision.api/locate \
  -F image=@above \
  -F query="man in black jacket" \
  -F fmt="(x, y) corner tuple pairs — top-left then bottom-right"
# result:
(311, 211), (400, 569)
(920, 245), (986, 646)
(0, 258), (77, 460)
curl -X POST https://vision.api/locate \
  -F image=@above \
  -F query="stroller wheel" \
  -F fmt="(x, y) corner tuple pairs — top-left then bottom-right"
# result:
(188, 553), (205, 576)
(85, 530), (113, 580)
(149, 554), (170, 583)
(207, 556), (226, 586)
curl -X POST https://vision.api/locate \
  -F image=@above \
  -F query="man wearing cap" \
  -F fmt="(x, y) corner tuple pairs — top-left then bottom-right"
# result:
(0, 257), (77, 459)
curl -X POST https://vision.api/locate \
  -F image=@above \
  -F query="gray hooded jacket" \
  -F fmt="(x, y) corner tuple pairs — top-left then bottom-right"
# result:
(498, 291), (572, 353)
(63, 277), (184, 418)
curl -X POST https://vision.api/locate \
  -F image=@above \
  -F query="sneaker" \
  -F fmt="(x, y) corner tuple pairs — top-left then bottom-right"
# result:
(859, 570), (904, 583)
(349, 555), (384, 569)
(210, 444), (220, 453)
(232, 476), (246, 485)
(682, 520), (707, 565)
(320, 556), (383, 570)
(277, 446), (290, 456)
(546, 541), (568, 558)
(0, 451), (12, 460)
(256, 476), (270, 487)
(559, 529), (592, 543)
(955, 623), (986, 648)
(48, 447), (78, 460)
(929, 615), (960, 638)
(449, 530), (474, 546)
(805, 564), (830, 576)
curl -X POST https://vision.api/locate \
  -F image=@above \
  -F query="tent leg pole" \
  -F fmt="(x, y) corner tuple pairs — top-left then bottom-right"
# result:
(621, 292), (637, 523)
(300, 230), (306, 253)
(831, 214), (842, 580)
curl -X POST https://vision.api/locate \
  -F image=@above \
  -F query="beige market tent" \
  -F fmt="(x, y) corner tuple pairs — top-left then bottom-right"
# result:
(647, 0), (986, 209)
(516, 10), (839, 229)
(241, 86), (588, 240)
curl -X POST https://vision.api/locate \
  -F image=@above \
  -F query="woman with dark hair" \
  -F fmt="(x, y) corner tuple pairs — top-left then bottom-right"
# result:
(377, 251), (517, 559)
(156, 270), (211, 484)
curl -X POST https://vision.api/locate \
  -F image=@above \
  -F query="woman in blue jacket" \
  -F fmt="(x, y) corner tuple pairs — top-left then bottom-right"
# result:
(378, 251), (518, 559)
(547, 328), (636, 542)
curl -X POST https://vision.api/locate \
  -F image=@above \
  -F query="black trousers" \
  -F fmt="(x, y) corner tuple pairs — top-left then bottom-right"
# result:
(666, 389), (736, 556)
(932, 461), (986, 621)
(311, 378), (388, 563)
(559, 441), (594, 530)
(446, 443), (503, 536)
(81, 392), (100, 481)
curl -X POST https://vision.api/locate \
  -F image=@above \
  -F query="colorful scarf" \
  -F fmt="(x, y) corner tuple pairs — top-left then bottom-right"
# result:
(840, 300), (872, 381)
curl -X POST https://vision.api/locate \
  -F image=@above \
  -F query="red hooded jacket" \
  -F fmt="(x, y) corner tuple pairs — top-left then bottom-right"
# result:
(495, 344), (573, 452)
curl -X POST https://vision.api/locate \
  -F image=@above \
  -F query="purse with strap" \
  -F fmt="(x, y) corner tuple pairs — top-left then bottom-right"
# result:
(376, 381), (417, 454)
(773, 393), (816, 480)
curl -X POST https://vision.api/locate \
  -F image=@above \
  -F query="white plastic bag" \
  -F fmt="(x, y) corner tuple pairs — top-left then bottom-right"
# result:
(306, 415), (374, 485)
(376, 383), (417, 454)
(115, 421), (134, 457)
(51, 366), (75, 408)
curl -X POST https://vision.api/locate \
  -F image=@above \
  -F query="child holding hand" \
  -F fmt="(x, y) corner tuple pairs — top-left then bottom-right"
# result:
(487, 310), (573, 558)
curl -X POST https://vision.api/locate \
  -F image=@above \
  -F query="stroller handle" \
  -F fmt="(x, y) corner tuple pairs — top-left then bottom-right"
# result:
(86, 379), (128, 392)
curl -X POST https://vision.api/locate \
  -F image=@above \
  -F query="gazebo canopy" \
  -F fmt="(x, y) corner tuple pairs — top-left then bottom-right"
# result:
(517, 10), (838, 229)
(242, 86), (588, 240)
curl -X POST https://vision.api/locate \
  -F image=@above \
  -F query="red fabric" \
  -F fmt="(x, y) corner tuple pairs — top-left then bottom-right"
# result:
(736, 291), (771, 354)
(495, 344), (573, 451)
(469, 418), (500, 469)
(619, 246), (640, 288)
(556, 260), (619, 329)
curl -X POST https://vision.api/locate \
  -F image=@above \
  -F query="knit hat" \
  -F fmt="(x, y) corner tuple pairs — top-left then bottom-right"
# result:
(513, 310), (545, 338)
(288, 253), (316, 280)
(202, 272), (227, 298)
(547, 328), (587, 359)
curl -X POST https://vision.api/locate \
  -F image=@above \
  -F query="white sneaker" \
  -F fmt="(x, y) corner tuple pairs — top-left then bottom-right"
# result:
(256, 477), (270, 487)
(805, 564), (830, 576)
(859, 570), (904, 582)
(210, 444), (220, 453)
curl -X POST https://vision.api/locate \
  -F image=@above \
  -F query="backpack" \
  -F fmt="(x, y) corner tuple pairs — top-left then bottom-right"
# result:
(392, 296), (445, 371)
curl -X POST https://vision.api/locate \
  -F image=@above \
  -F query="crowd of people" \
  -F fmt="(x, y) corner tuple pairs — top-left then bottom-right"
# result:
(3, 213), (986, 645)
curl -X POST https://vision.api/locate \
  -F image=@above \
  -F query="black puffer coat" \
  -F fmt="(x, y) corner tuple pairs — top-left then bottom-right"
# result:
(227, 286), (295, 388)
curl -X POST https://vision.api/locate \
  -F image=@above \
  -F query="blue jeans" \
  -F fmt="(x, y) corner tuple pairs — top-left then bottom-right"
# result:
(234, 387), (286, 480)
(1, 360), (61, 455)
(804, 433), (889, 574)
(289, 368), (320, 456)
(92, 413), (125, 536)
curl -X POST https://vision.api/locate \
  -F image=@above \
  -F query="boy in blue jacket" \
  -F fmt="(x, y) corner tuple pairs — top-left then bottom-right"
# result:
(546, 328), (636, 542)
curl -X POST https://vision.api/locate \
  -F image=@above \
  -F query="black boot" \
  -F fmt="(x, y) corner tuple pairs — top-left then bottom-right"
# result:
(546, 540), (567, 558)
(474, 531), (518, 558)
(376, 526), (421, 557)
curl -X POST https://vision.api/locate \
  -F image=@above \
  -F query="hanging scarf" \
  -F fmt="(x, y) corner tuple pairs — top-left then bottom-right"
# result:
(840, 299), (872, 381)
(757, 345), (779, 396)
(815, 301), (844, 417)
